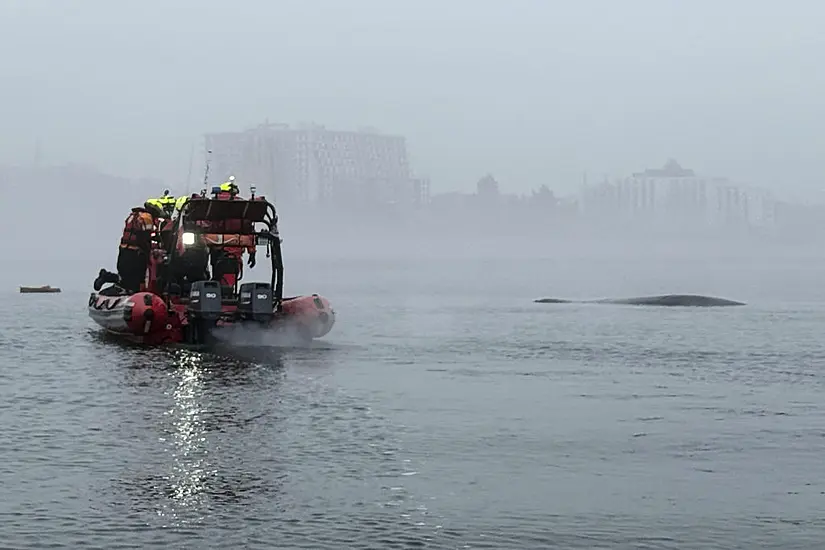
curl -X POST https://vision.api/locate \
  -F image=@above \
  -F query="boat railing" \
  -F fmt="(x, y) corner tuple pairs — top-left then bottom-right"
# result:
(164, 198), (284, 308)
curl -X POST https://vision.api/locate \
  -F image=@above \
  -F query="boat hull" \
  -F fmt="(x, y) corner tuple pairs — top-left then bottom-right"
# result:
(20, 286), (61, 293)
(88, 291), (335, 346)
(280, 294), (336, 339)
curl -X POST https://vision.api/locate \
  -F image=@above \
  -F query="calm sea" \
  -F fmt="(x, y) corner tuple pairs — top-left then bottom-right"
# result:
(2, 254), (824, 549)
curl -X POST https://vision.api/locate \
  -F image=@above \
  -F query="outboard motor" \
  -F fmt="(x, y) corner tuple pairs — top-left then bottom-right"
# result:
(187, 280), (222, 343)
(238, 282), (275, 323)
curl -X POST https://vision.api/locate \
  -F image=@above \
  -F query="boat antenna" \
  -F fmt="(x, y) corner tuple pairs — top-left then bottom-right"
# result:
(184, 141), (195, 195)
(202, 149), (212, 196)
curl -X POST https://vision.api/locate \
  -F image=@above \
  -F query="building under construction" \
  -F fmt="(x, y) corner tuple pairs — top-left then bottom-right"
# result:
(204, 122), (430, 208)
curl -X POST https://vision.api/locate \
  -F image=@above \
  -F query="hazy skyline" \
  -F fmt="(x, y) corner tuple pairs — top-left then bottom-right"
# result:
(1, 0), (823, 200)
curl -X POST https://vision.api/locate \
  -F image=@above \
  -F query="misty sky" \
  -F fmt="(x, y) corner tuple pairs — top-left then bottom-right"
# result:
(1, 0), (823, 199)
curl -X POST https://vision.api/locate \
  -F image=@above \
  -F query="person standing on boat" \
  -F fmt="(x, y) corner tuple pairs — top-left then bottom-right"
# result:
(142, 193), (177, 253)
(147, 190), (177, 218)
(166, 194), (210, 291)
(216, 176), (237, 199)
(207, 177), (257, 287)
(119, 201), (164, 292)
(94, 202), (164, 293)
(173, 194), (190, 213)
(169, 225), (210, 292)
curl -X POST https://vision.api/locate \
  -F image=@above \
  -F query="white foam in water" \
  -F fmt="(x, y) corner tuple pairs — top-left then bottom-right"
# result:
(210, 321), (312, 349)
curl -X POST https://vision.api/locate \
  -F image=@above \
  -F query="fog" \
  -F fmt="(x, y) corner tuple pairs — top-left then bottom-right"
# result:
(2, 0), (824, 190)
(1, 0), (824, 297)
(5, 6), (825, 547)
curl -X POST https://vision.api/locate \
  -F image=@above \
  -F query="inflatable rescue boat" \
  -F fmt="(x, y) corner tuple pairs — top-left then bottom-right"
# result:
(88, 188), (335, 346)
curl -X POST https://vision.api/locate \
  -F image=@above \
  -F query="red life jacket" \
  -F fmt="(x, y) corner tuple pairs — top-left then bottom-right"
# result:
(120, 207), (156, 253)
(207, 192), (256, 256)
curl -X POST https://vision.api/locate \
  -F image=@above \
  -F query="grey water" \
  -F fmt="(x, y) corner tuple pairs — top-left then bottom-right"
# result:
(2, 255), (825, 549)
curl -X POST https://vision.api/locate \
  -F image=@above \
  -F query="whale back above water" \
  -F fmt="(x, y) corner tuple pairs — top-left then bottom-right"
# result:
(534, 294), (745, 307)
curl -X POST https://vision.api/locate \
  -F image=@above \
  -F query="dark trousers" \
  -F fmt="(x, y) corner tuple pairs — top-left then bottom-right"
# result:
(117, 247), (148, 293)
(210, 249), (240, 286)
(174, 249), (210, 291)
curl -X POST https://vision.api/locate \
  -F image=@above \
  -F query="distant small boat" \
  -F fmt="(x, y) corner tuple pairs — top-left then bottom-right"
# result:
(20, 285), (61, 294)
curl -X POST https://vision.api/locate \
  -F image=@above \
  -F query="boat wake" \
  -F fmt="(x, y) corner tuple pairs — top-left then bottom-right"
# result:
(210, 321), (315, 348)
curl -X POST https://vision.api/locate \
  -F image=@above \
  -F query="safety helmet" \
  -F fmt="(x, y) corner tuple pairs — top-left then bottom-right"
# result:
(219, 181), (239, 193)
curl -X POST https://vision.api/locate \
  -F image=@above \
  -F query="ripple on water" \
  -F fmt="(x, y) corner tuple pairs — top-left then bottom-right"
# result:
(3, 284), (825, 548)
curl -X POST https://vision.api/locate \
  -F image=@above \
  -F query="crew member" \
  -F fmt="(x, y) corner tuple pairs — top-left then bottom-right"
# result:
(207, 177), (257, 287)
(144, 197), (176, 252)
(169, 225), (210, 293)
(172, 193), (206, 221)
(156, 190), (177, 217)
(145, 193), (208, 294)
(93, 202), (163, 292)
(216, 176), (237, 198)
(174, 195), (189, 214)
(209, 231), (256, 287)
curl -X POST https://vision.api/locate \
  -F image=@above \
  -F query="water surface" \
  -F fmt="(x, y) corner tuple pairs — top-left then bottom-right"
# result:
(1, 256), (824, 549)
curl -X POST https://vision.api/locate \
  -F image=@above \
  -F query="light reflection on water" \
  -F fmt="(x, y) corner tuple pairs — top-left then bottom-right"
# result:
(129, 346), (293, 529)
(159, 350), (210, 524)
